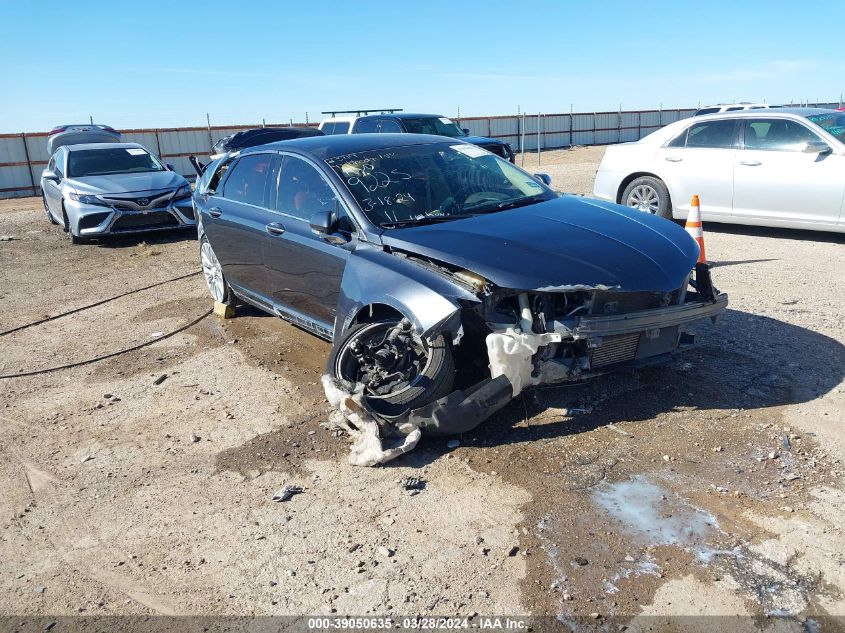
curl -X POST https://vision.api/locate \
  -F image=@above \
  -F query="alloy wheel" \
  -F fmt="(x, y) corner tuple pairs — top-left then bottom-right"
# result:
(201, 240), (225, 302)
(627, 185), (660, 214)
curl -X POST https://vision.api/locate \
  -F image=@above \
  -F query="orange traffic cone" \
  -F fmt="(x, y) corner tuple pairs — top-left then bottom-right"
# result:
(685, 195), (707, 264)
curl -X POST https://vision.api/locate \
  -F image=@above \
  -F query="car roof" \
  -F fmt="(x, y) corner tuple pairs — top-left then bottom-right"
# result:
(245, 133), (462, 159)
(64, 142), (146, 151)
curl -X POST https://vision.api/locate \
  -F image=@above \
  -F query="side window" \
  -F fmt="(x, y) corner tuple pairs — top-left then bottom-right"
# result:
(353, 119), (379, 134)
(378, 119), (403, 133)
(744, 119), (820, 151)
(334, 122), (350, 134)
(694, 107), (721, 116)
(275, 156), (340, 221)
(47, 156), (55, 172)
(321, 122), (336, 135)
(54, 151), (64, 177)
(221, 154), (273, 206)
(685, 120), (737, 148)
(206, 157), (234, 194)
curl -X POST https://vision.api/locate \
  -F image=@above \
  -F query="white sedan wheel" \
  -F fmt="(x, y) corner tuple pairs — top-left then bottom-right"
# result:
(627, 184), (660, 214)
(201, 240), (226, 303)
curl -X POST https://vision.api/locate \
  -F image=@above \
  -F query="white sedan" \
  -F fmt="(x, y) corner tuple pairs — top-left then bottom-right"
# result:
(593, 108), (845, 233)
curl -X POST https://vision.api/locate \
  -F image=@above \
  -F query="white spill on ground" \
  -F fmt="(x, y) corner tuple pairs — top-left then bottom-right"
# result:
(592, 475), (719, 549)
(538, 474), (830, 622)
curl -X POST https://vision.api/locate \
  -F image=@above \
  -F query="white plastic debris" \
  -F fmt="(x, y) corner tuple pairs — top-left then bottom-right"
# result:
(322, 375), (422, 467)
(485, 328), (561, 396)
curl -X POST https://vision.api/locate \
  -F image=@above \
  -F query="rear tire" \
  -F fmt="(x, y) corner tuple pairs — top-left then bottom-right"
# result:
(622, 176), (672, 220)
(329, 319), (455, 418)
(200, 237), (236, 306)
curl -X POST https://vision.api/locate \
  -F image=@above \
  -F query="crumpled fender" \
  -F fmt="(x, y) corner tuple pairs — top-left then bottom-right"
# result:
(334, 244), (480, 343)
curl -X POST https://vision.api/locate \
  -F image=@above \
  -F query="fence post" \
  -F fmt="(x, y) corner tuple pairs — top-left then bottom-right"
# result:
(20, 133), (36, 196)
(154, 128), (163, 159)
(537, 112), (541, 165)
(617, 105), (622, 144)
(569, 104), (573, 148)
(487, 117), (492, 138)
(637, 111), (642, 140)
(520, 111), (526, 167)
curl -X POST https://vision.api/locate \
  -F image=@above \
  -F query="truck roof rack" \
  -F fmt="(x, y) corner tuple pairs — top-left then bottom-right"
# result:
(320, 108), (404, 116)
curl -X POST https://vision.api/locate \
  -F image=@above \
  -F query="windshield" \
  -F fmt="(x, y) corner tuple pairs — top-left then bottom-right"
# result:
(326, 142), (556, 228)
(400, 117), (466, 138)
(805, 112), (845, 143)
(67, 147), (164, 177)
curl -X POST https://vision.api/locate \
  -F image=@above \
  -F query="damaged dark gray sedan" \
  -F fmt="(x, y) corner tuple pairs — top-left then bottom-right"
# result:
(194, 134), (727, 465)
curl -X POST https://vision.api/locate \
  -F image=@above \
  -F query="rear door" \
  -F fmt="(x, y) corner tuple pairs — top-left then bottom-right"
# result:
(732, 117), (845, 227)
(199, 152), (278, 296)
(657, 118), (739, 219)
(261, 154), (353, 334)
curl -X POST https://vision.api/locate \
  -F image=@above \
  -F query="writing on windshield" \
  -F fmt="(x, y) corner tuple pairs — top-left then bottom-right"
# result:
(326, 143), (552, 227)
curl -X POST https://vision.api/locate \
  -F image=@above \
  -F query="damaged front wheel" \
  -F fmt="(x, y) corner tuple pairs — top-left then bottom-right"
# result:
(329, 319), (455, 418)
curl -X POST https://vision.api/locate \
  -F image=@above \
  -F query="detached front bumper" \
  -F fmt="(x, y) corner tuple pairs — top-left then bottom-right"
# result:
(72, 199), (196, 237)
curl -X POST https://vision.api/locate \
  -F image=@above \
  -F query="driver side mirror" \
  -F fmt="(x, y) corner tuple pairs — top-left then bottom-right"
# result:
(462, 128), (470, 135)
(534, 173), (552, 186)
(42, 169), (60, 182)
(803, 140), (832, 155)
(309, 210), (347, 245)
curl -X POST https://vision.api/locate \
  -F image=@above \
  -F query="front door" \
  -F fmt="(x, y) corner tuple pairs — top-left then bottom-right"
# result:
(261, 154), (352, 333)
(657, 117), (739, 219)
(43, 153), (63, 217)
(733, 118), (845, 227)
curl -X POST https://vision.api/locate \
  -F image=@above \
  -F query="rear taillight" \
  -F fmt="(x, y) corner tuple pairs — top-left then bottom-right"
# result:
(49, 126), (68, 135)
(100, 125), (118, 133)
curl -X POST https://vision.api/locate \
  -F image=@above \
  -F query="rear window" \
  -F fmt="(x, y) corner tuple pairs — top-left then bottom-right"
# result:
(669, 119), (737, 149)
(321, 121), (350, 135)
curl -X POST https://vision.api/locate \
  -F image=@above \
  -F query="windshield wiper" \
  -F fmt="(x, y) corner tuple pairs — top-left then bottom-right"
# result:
(381, 215), (464, 229)
(467, 195), (550, 215)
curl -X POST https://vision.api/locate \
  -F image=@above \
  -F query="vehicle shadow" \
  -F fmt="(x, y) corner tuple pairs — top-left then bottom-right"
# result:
(390, 307), (844, 465)
(703, 222), (845, 244)
(93, 228), (197, 248)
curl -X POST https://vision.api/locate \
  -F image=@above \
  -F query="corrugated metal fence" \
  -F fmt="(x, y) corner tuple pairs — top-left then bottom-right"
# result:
(1, 102), (841, 199)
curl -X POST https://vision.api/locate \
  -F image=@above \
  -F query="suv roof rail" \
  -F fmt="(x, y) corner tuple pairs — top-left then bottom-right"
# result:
(320, 108), (404, 116)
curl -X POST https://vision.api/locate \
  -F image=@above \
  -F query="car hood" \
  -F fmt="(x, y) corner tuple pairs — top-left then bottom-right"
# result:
(461, 135), (507, 147)
(67, 170), (186, 194)
(381, 196), (699, 292)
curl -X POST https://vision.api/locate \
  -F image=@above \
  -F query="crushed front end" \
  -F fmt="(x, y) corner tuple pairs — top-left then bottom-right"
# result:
(481, 262), (727, 396)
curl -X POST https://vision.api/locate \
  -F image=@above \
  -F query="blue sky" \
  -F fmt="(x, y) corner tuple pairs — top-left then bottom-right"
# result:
(1, 0), (842, 132)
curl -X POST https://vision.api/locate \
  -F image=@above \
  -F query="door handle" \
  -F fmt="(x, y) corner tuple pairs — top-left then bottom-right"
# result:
(265, 222), (286, 236)
(665, 156), (683, 162)
(208, 207), (222, 218)
(740, 160), (762, 166)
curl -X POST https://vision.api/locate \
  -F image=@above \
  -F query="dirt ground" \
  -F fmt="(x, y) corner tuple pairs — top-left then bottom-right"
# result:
(1, 147), (844, 631)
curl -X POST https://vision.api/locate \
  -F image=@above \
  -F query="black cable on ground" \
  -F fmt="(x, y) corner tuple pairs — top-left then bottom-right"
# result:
(0, 271), (201, 338)
(0, 308), (212, 380)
